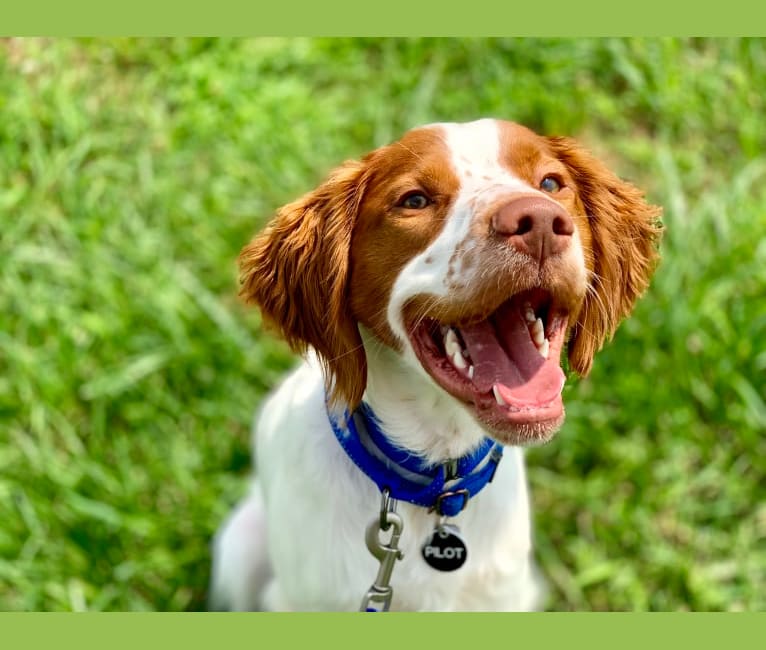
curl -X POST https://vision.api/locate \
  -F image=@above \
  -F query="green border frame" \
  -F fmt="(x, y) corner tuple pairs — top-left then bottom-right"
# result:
(2, 1), (766, 35)
(2, 612), (765, 648)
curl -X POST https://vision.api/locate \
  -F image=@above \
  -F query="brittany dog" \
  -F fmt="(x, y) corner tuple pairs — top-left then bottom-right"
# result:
(210, 119), (661, 611)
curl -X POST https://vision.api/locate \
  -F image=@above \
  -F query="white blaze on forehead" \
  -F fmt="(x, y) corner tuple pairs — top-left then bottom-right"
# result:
(441, 118), (535, 202)
(447, 118), (501, 175)
(385, 119), (536, 343)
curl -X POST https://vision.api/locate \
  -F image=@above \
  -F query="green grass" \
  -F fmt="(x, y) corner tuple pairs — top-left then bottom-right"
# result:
(0, 37), (764, 611)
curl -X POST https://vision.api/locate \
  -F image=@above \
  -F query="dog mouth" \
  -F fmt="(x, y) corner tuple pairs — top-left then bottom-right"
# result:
(407, 288), (569, 444)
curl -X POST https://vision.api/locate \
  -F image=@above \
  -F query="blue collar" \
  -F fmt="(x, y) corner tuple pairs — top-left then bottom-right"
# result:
(327, 400), (504, 517)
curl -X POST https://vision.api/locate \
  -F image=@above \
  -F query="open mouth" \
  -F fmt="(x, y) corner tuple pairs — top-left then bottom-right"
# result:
(408, 288), (569, 443)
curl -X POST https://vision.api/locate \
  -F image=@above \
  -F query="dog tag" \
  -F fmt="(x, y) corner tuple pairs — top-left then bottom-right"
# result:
(421, 524), (467, 571)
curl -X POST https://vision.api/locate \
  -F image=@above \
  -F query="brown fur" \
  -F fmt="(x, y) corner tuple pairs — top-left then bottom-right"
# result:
(240, 127), (460, 408)
(348, 129), (459, 351)
(545, 137), (663, 374)
(239, 160), (369, 406)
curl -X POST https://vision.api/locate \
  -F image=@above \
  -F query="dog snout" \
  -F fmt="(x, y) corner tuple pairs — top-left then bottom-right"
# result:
(492, 196), (574, 263)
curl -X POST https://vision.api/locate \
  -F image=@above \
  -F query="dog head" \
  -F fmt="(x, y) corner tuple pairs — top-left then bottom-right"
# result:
(240, 119), (661, 445)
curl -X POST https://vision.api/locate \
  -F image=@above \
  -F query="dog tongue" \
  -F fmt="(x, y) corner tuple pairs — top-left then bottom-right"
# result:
(459, 303), (564, 406)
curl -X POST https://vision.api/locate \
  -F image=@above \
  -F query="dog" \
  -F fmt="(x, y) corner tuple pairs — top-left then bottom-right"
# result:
(210, 119), (661, 611)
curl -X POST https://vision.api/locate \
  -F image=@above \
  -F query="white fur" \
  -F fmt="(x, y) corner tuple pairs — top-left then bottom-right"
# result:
(210, 354), (545, 611)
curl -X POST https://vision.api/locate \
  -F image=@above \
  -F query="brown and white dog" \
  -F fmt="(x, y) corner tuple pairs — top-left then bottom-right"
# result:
(210, 119), (661, 611)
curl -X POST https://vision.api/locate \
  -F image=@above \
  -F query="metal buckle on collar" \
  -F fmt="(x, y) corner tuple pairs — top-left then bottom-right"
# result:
(433, 488), (470, 516)
(488, 446), (503, 483)
(444, 458), (459, 481)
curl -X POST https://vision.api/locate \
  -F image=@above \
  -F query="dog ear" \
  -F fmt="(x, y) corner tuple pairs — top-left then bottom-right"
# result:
(547, 137), (662, 375)
(239, 160), (368, 408)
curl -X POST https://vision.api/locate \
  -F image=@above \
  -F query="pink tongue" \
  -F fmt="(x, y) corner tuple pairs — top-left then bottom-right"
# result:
(459, 305), (564, 407)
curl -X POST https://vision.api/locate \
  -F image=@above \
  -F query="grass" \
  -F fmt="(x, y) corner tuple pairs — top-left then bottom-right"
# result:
(0, 37), (764, 611)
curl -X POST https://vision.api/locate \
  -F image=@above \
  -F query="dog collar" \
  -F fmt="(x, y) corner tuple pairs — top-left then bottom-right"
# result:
(327, 399), (503, 517)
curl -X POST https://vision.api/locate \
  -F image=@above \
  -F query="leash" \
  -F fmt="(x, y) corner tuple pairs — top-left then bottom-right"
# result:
(327, 399), (504, 611)
(359, 488), (403, 612)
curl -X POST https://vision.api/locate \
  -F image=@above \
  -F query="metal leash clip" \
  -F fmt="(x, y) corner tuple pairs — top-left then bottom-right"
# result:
(359, 488), (404, 612)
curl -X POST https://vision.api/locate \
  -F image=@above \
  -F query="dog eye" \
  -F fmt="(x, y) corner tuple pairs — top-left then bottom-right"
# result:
(399, 192), (431, 209)
(540, 176), (562, 193)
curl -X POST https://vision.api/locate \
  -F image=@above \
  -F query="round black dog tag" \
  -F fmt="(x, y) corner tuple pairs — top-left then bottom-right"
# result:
(421, 524), (468, 571)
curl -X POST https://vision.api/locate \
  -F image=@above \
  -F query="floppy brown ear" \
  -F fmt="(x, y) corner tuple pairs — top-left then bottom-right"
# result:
(547, 137), (663, 375)
(239, 160), (368, 407)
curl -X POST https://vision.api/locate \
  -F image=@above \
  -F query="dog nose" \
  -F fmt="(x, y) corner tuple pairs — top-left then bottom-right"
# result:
(492, 196), (574, 262)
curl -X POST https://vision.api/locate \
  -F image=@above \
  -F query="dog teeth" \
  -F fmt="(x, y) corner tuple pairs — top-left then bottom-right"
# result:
(451, 350), (467, 369)
(443, 326), (473, 374)
(444, 328), (461, 356)
(492, 385), (507, 406)
(524, 313), (551, 359)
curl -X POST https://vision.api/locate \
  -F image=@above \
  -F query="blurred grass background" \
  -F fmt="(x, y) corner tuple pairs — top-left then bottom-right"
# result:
(0, 37), (764, 611)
